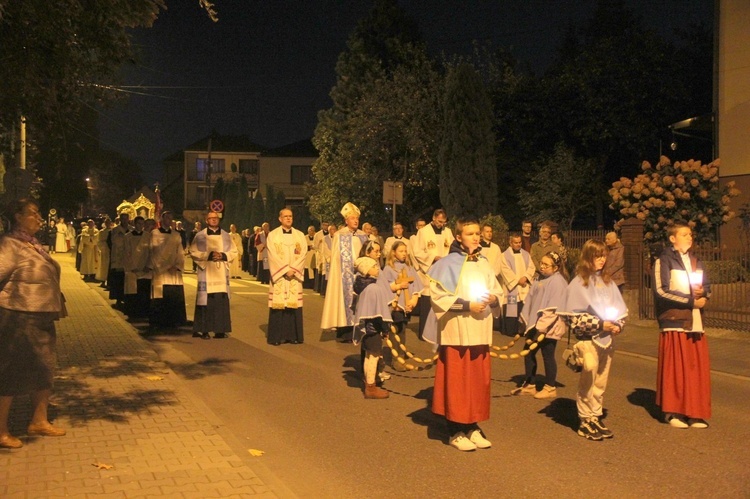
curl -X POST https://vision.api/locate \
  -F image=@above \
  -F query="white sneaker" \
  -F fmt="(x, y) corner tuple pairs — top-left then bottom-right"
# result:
(510, 383), (537, 396)
(467, 429), (492, 449)
(534, 384), (557, 399)
(449, 432), (477, 451)
(665, 413), (689, 429)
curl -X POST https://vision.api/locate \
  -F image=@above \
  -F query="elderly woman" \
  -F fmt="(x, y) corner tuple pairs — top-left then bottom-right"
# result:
(0, 199), (66, 449)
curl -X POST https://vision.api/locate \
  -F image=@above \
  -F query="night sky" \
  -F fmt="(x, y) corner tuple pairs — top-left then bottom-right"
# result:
(96, 0), (712, 184)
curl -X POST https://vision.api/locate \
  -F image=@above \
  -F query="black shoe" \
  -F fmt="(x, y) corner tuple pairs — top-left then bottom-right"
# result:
(214, 333), (227, 339)
(590, 417), (613, 439)
(577, 419), (604, 441)
(192, 332), (203, 338)
(201, 333), (211, 340)
(291, 340), (303, 344)
(269, 341), (281, 346)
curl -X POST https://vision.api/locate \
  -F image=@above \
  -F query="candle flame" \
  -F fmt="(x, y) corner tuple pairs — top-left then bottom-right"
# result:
(604, 307), (618, 321)
(469, 281), (488, 302)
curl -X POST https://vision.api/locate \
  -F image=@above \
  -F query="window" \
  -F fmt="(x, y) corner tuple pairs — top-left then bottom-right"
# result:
(240, 159), (260, 189)
(194, 158), (225, 181)
(291, 165), (313, 185)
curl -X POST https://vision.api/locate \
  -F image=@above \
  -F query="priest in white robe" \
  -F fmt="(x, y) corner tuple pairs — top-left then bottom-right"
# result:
(320, 203), (368, 341)
(149, 211), (187, 329)
(55, 217), (68, 253)
(412, 209), (454, 340)
(499, 234), (536, 336)
(108, 213), (130, 306)
(190, 211), (236, 339)
(96, 219), (113, 285)
(123, 216), (152, 319)
(78, 220), (99, 281)
(266, 208), (308, 345)
(228, 224), (243, 279)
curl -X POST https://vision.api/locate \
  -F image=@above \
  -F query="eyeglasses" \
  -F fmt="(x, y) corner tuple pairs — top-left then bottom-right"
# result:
(539, 263), (553, 270)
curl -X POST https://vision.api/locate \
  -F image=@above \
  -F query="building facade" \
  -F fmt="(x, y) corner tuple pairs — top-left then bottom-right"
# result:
(162, 134), (316, 223)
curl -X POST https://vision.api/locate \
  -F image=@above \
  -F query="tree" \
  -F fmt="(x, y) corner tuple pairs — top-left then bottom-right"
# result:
(0, 0), (217, 207)
(609, 156), (741, 244)
(87, 149), (143, 217)
(309, 0), (441, 227)
(438, 63), (497, 218)
(518, 143), (598, 231)
(541, 0), (694, 225)
(249, 192), (265, 229)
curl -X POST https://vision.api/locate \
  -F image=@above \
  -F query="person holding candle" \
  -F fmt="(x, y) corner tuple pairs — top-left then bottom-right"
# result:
(653, 223), (711, 429)
(559, 239), (627, 441)
(511, 251), (568, 398)
(424, 217), (504, 451)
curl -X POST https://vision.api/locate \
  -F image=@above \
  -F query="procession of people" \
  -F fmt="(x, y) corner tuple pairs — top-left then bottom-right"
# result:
(2, 196), (716, 453)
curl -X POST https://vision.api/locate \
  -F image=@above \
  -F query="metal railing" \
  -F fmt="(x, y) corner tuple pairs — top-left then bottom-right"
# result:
(564, 230), (608, 250)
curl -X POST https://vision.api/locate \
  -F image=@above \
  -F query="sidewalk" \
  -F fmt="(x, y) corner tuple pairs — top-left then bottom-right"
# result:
(1, 253), (289, 498)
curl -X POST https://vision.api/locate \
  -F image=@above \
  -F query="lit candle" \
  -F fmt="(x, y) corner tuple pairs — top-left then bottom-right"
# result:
(604, 306), (619, 321)
(689, 270), (703, 286)
(469, 281), (488, 302)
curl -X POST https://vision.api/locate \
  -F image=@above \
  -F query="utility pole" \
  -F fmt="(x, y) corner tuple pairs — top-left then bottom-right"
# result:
(19, 116), (26, 170)
(205, 135), (213, 209)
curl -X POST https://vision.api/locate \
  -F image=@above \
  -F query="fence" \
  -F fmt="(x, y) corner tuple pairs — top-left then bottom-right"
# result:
(564, 230), (608, 250)
(638, 246), (750, 331)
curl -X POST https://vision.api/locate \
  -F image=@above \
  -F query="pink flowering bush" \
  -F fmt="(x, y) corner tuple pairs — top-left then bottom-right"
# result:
(609, 156), (740, 243)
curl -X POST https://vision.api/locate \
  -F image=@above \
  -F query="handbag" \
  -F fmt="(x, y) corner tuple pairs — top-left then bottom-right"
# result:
(561, 326), (582, 373)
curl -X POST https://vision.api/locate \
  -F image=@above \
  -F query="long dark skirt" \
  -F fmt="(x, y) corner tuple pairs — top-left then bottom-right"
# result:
(124, 279), (152, 319)
(303, 271), (315, 289)
(149, 285), (187, 328)
(257, 267), (270, 284)
(193, 293), (232, 334)
(108, 269), (125, 301)
(249, 251), (257, 276)
(0, 309), (57, 396)
(267, 307), (304, 344)
(241, 248), (250, 272)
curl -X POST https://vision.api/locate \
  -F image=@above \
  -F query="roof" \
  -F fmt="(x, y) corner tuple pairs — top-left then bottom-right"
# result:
(263, 138), (318, 158)
(163, 150), (184, 163)
(184, 134), (267, 153)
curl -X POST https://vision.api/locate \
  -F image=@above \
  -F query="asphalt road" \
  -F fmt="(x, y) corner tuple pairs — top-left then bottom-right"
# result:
(133, 273), (750, 498)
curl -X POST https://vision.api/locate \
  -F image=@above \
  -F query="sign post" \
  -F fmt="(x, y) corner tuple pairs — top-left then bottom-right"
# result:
(382, 181), (403, 227)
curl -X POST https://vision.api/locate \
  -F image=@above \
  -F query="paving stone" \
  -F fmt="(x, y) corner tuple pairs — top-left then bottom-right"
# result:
(0, 254), (277, 497)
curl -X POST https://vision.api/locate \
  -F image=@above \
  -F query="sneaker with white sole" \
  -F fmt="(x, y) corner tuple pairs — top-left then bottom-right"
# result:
(688, 418), (709, 429)
(577, 419), (604, 441)
(510, 382), (537, 396)
(533, 384), (557, 399)
(665, 413), (689, 429)
(590, 416), (613, 438)
(467, 429), (492, 449)
(449, 432), (477, 451)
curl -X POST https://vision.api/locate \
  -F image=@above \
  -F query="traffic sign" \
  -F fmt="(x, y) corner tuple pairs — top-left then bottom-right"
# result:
(210, 199), (224, 212)
(382, 181), (403, 205)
